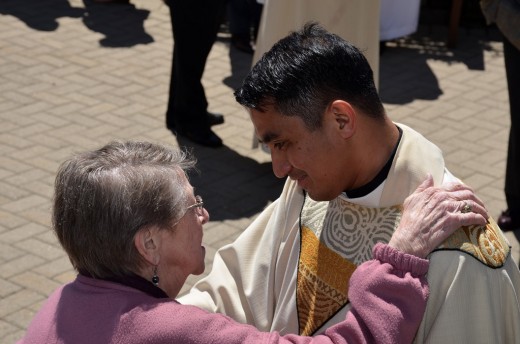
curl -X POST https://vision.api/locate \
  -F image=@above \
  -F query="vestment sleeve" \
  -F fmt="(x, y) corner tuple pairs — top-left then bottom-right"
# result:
(414, 250), (520, 343)
(178, 178), (307, 331)
(412, 169), (520, 342)
(177, 196), (289, 327)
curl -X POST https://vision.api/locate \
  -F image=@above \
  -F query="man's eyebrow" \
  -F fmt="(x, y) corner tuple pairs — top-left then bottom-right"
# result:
(257, 131), (279, 144)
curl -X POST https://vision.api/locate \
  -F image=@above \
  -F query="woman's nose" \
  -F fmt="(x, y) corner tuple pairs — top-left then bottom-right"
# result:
(201, 208), (209, 224)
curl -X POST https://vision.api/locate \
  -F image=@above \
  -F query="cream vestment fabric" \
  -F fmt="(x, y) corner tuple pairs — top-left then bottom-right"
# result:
(180, 124), (520, 343)
(252, 0), (380, 85)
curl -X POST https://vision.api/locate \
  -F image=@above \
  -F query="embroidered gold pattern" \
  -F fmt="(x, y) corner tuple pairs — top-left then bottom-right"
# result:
(297, 196), (510, 336)
(436, 217), (510, 267)
(298, 196), (401, 335)
(298, 227), (357, 336)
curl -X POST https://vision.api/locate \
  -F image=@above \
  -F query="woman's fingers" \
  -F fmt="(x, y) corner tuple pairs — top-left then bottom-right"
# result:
(457, 199), (488, 220)
(439, 182), (487, 209)
(389, 177), (489, 258)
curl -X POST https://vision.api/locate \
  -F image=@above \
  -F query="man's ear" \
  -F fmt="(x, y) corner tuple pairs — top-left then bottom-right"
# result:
(328, 100), (356, 139)
(134, 227), (161, 266)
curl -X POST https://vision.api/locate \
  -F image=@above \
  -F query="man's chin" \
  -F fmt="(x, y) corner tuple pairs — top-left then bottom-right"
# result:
(306, 190), (339, 202)
(306, 191), (325, 202)
(193, 263), (206, 276)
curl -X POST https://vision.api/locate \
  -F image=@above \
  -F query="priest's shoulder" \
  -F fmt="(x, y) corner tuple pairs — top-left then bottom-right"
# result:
(432, 217), (510, 268)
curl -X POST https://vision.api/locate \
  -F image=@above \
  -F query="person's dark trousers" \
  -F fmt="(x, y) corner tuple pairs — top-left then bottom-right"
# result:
(228, 0), (263, 42)
(165, 0), (228, 132)
(503, 35), (520, 221)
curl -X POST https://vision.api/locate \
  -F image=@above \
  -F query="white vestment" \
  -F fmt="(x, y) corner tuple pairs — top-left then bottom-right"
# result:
(380, 0), (421, 41)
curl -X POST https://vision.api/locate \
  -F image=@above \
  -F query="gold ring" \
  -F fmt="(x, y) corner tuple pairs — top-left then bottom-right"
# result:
(461, 202), (472, 213)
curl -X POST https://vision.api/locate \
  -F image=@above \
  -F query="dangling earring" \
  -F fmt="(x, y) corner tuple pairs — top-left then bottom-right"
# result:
(151, 266), (159, 286)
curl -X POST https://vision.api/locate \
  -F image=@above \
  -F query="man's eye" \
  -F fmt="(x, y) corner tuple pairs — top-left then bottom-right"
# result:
(273, 142), (285, 150)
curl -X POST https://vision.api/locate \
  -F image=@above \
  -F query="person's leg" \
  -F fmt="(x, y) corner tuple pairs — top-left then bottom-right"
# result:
(249, 0), (263, 43)
(165, 0), (227, 146)
(167, 0), (220, 128)
(228, 0), (254, 54)
(228, 0), (250, 38)
(498, 35), (520, 230)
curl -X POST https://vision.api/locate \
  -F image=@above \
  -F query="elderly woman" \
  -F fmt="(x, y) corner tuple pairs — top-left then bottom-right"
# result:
(19, 140), (487, 344)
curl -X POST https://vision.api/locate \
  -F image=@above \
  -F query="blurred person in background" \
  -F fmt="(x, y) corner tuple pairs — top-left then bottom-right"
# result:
(164, 0), (228, 148)
(481, 0), (520, 231)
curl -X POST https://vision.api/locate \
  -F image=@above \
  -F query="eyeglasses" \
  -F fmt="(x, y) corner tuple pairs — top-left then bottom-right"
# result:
(172, 195), (205, 227)
(185, 195), (204, 217)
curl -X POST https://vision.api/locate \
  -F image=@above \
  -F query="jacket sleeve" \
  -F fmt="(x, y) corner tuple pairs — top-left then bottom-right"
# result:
(304, 243), (429, 344)
(173, 243), (429, 344)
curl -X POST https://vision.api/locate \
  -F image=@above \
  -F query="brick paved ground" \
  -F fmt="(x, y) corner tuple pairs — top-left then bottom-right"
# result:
(1, 1), (519, 343)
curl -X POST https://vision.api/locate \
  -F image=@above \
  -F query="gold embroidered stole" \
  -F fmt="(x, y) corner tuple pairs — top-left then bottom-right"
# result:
(297, 195), (401, 336)
(296, 194), (510, 336)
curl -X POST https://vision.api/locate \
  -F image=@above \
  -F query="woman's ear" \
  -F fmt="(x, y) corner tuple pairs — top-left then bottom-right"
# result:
(329, 100), (356, 139)
(134, 227), (161, 266)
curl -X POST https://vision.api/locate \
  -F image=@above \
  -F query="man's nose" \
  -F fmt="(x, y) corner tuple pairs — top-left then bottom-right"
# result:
(271, 152), (292, 178)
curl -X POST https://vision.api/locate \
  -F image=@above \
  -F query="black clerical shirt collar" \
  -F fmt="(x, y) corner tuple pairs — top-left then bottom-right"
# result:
(79, 269), (169, 299)
(344, 126), (403, 199)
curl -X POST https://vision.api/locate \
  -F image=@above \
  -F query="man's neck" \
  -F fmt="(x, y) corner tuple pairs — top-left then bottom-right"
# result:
(347, 119), (400, 193)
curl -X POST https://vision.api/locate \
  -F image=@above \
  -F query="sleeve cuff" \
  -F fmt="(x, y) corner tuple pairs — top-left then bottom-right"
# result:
(373, 242), (429, 276)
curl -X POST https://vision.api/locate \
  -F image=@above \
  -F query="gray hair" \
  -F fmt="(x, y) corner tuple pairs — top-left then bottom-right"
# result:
(52, 140), (196, 279)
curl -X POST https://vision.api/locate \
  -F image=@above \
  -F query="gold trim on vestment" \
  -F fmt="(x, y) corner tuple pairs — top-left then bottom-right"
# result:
(435, 217), (510, 267)
(297, 226), (357, 336)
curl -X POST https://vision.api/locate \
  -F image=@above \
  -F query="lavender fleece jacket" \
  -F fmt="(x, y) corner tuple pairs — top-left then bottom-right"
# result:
(19, 243), (428, 344)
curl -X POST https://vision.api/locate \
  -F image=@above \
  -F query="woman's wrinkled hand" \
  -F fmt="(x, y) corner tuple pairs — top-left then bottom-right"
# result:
(389, 174), (488, 258)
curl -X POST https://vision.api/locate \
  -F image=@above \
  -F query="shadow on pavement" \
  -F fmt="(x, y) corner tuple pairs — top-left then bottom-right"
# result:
(175, 137), (285, 222)
(379, 25), (501, 105)
(0, 0), (154, 47)
(222, 40), (254, 91)
(82, 0), (154, 47)
(0, 0), (84, 31)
